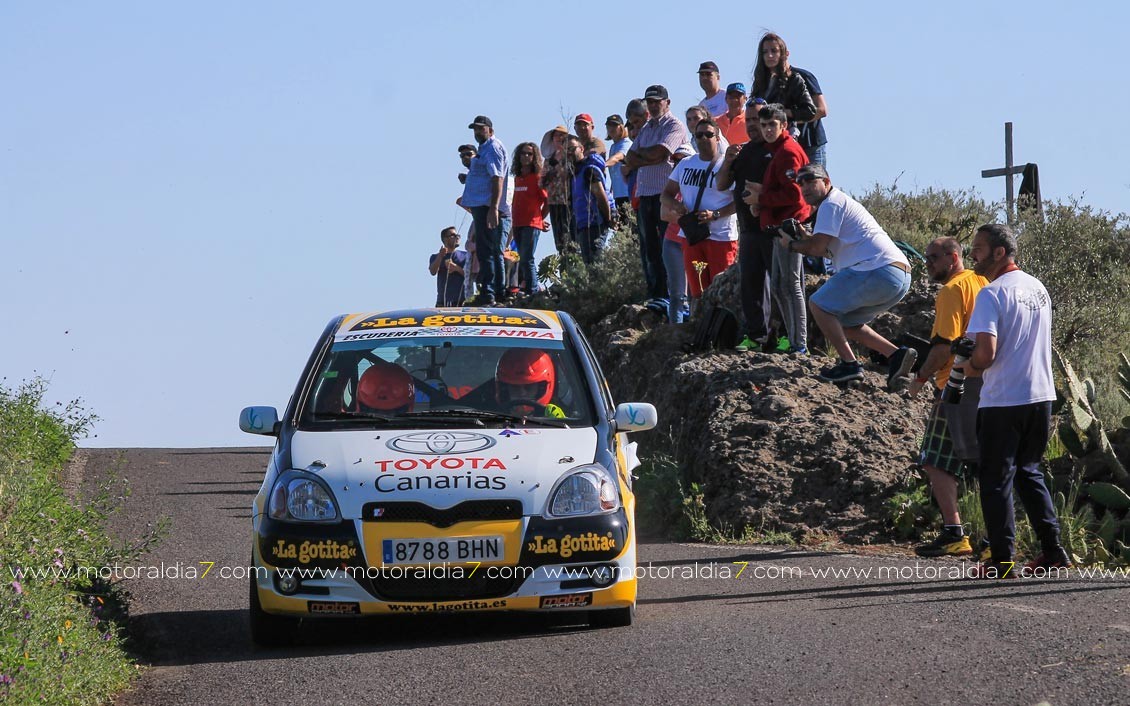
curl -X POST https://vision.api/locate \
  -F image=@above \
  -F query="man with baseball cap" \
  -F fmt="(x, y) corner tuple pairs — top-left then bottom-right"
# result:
(716, 83), (750, 146)
(573, 113), (607, 159)
(697, 61), (727, 118)
(463, 115), (510, 306)
(622, 85), (690, 311)
(782, 163), (917, 385)
(604, 114), (633, 212)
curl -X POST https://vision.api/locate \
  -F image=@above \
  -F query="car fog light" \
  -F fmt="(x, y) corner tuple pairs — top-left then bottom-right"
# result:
(590, 564), (616, 587)
(276, 572), (299, 595)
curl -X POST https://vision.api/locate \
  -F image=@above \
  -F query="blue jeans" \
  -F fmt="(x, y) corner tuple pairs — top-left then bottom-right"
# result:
(810, 263), (910, 327)
(661, 238), (687, 323)
(637, 195), (668, 300)
(470, 206), (505, 298)
(513, 226), (540, 294)
(805, 143), (827, 168)
(576, 224), (612, 264)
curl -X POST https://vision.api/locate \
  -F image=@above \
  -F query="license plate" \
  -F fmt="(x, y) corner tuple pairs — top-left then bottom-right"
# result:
(381, 536), (504, 565)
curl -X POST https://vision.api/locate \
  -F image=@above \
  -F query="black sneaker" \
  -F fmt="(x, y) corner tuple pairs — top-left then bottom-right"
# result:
(817, 359), (864, 383)
(886, 346), (918, 391)
(915, 531), (973, 557)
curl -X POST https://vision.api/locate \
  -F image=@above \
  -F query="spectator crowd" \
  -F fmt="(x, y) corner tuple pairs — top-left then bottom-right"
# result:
(426, 32), (1071, 577)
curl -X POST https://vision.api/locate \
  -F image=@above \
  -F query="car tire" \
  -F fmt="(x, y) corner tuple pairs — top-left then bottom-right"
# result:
(249, 574), (299, 647)
(589, 604), (634, 629)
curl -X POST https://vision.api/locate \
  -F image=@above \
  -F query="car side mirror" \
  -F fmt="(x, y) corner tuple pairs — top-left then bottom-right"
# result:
(239, 406), (279, 436)
(613, 403), (657, 433)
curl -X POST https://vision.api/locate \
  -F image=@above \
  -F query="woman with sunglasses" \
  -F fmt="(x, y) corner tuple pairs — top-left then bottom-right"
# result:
(510, 142), (550, 297)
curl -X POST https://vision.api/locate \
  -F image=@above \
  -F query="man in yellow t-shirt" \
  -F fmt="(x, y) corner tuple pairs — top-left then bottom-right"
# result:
(909, 237), (988, 557)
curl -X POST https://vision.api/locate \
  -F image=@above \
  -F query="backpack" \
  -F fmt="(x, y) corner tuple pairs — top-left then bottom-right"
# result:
(690, 305), (739, 352)
(894, 240), (927, 266)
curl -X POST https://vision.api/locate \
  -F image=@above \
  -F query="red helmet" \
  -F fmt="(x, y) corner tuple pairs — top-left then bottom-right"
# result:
(356, 363), (414, 413)
(495, 349), (555, 408)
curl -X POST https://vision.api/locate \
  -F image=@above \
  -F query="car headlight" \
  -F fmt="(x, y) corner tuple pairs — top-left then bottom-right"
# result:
(547, 464), (619, 517)
(268, 471), (339, 522)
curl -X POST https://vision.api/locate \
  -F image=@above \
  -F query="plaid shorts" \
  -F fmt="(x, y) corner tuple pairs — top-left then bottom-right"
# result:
(919, 400), (963, 476)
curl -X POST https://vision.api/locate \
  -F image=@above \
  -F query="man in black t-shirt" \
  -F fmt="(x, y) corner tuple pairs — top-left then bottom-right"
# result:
(717, 97), (775, 351)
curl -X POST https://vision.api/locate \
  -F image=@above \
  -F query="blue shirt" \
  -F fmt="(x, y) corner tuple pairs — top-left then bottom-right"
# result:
(608, 137), (632, 198)
(462, 135), (509, 211)
(792, 67), (827, 150)
(572, 154), (612, 229)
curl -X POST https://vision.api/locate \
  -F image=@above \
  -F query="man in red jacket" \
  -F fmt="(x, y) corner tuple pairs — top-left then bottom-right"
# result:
(742, 103), (810, 353)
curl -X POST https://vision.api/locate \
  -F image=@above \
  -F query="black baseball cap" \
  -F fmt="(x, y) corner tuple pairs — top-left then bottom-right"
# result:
(644, 84), (669, 100)
(605, 114), (624, 126)
(468, 115), (493, 129)
(457, 144), (477, 155)
(697, 61), (719, 73)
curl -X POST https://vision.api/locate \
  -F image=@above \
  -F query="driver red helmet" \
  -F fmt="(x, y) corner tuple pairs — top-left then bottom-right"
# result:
(495, 348), (555, 408)
(356, 362), (415, 413)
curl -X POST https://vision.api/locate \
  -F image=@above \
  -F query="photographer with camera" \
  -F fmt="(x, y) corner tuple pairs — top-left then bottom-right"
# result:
(963, 223), (1068, 578)
(783, 163), (916, 385)
(907, 237), (987, 557)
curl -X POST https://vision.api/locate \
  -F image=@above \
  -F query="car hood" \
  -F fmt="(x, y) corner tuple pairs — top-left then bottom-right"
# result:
(289, 427), (600, 518)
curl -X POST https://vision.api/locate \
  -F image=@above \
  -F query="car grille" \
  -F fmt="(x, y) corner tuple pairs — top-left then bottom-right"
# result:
(366, 571), (523, 601)
(361, 499), (523, 528)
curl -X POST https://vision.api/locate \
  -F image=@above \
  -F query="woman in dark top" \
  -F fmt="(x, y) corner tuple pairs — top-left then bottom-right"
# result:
(751, 33), (817, 131)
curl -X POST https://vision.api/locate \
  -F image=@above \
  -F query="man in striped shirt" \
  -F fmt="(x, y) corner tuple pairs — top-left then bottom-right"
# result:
(622, 85), (689, 308)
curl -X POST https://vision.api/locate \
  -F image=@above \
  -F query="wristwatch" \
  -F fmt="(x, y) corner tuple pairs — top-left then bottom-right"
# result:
(709, 210), (718, 221)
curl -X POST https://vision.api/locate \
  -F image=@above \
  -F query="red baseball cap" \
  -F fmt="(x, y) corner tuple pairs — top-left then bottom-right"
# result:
(574, 113), (594, 126)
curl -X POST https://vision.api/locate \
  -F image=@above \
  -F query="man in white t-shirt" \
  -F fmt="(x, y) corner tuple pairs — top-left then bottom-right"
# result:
(661, 115), (738, 315)
(782, 163), (916, 385)
(961, 223), (1067, 578)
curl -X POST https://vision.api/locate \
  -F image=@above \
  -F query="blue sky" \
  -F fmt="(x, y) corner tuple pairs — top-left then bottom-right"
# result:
(3, 1), (1127, 448)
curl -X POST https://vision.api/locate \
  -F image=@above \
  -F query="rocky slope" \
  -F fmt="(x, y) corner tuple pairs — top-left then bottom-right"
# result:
(588, 265), (938, 543)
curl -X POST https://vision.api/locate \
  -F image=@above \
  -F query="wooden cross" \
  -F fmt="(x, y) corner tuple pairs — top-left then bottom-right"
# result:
(981, 122), (1025, 223)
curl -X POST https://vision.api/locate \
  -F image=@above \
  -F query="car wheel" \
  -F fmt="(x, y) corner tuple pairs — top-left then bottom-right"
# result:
(589, 604), (634, 629)
(249, 574), (299, 647)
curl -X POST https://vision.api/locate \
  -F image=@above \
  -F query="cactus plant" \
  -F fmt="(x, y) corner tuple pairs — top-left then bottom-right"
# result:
(1084, 482), (1130, 510)
(1053, 348), (1129, 485)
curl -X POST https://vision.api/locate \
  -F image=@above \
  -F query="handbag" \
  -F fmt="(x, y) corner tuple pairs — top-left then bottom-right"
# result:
(677, 155), (721, 246)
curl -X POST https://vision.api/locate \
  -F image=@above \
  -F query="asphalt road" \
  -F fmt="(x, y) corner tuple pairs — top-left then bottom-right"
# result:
(85, 448), (1130, 706)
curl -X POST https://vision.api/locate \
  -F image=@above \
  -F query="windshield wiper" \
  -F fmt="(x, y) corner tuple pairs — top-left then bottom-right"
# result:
(396, 409), (570, 428)
(390, 409), (486, 427)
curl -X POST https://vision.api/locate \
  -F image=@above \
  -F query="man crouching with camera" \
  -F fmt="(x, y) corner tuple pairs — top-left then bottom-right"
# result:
(961, 223), (1069, 578)
(907, 237), (987, 557)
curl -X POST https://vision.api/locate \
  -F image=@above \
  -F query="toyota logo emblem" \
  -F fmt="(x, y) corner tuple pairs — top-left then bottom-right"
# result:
(386, 432), (496, 455)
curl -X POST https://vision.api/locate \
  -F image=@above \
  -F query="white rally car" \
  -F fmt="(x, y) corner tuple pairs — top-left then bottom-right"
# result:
(239, 307), (656, 644)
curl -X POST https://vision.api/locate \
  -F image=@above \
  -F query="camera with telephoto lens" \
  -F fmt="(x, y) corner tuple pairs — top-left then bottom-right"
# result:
(941, 337), (976, 404)
(778, 218), (805, 240)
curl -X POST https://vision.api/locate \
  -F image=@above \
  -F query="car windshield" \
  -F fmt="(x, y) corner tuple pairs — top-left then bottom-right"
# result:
(299, 334), (596, 429)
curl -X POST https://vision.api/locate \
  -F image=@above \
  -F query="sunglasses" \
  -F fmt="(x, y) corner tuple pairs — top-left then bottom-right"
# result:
(695, 131), (716, 139)
(925, 253), (945, 262)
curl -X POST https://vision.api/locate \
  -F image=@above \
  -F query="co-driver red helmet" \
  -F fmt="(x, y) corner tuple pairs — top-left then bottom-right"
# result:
(356, 362), (415, 413)
(495, 348), (555, 408)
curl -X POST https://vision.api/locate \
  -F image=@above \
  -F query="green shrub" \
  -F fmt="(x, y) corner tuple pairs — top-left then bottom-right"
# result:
(1015, 203), (1130, 427)
(528, 221), (647, 331)
(0, 378), (163, 704)
(854, 181), (998, 254)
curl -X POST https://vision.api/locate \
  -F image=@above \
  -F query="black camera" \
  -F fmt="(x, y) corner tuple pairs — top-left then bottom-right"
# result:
(778, 218), (805, 240)
(941, 337), (975, 404)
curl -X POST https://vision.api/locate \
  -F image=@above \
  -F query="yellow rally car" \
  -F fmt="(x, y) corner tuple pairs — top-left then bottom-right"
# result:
(239, 307), (657, 645)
